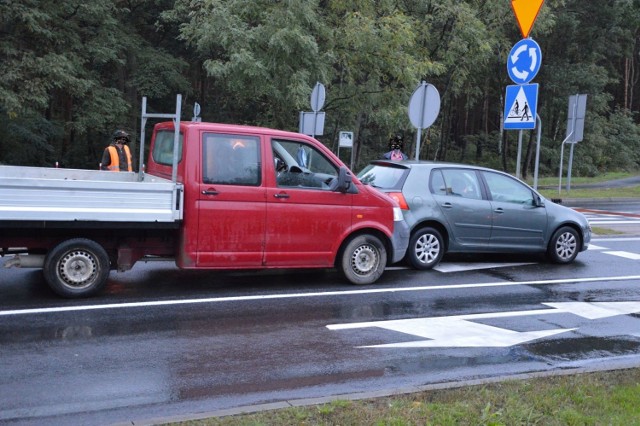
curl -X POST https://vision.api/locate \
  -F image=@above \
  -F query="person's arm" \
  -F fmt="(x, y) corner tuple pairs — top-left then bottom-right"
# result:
(100, 148), (110, 170)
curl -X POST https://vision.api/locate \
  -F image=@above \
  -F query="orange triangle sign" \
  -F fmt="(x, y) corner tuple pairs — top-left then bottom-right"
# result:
(511, 0), (545, 38)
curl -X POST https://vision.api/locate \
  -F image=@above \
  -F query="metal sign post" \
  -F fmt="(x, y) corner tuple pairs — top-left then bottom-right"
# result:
(408, 81), (440, 160)
(299, 82), (326, 137)
(558, 94), (587, 193)
(338, 131), (354, 170)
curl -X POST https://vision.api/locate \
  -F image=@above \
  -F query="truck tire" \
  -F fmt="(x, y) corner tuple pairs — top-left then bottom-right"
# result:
(406, 227), (444, 270)
(547, 226), (580, 264)
(43, 238), (110, 298)
(339, 234), (387, 285)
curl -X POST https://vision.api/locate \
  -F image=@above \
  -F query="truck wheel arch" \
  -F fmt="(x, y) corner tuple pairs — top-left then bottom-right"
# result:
(43, 238), (111, 298)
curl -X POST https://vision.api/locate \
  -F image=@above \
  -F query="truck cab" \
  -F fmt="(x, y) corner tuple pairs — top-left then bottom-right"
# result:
(146, 121), (409, 285)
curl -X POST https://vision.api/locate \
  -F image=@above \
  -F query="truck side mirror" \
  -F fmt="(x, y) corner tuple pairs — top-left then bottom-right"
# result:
(334, 166), (352, 193)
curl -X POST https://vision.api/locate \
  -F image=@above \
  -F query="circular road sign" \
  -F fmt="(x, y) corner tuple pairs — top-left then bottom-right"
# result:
(310, 82), (326, 112)
(408, 82), (440, 129)
(507, 38), (542, 85)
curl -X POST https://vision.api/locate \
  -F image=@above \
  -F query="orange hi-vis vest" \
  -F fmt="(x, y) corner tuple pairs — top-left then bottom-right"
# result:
(106, 145), (133, 172)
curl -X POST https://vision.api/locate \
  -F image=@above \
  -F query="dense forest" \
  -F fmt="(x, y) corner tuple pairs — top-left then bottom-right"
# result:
(1, 0), (640, 179)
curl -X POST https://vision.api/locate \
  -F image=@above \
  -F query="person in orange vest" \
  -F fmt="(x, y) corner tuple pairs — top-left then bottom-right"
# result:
(100, 129), (134, 172)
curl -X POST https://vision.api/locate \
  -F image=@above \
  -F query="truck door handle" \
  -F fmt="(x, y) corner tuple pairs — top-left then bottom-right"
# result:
(274, 193), (290, 199)
(201, 190), (219, 195)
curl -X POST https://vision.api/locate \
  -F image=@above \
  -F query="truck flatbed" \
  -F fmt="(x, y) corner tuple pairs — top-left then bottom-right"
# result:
(0, 165), (183, 223)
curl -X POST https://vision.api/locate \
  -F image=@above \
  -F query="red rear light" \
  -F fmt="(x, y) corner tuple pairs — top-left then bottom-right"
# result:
(388, 192), (409, 210)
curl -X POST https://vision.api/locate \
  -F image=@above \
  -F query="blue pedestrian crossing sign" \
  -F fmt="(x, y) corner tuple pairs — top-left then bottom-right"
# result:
(504, 84), (538, 130)
(507, 39), (542, 85)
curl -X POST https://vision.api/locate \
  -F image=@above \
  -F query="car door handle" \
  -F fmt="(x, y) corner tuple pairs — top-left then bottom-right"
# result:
(441, 202), (453, 209)
(274, 192), (290, 199)
(494, 207), (504, 214)
(201, 189), (219, 195)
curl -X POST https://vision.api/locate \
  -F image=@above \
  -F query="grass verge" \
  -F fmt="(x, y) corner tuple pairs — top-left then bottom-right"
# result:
(168, 369), (640, 425)
(539, 186), (640, 199)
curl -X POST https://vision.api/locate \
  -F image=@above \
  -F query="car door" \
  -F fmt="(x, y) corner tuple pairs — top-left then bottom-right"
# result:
(431, 168), (492, 247)
(481, 170), (548, 248)
(264, 138), (352, 267)
(196, 132), (266, 267)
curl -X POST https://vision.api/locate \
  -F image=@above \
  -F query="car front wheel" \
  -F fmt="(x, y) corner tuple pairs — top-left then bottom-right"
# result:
(547, 226), (580, 264)
(339, 234), (387, 285)
(407, 227), (444, 270)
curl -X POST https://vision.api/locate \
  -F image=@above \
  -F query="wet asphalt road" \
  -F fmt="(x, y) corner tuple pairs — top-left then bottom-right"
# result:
(2, 206), (640, 425)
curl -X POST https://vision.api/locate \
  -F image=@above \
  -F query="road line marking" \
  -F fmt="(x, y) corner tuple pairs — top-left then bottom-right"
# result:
(434, 262), (534, 273)
(604, 251), (640, 260)
(2, 275), (640, 317)
(592, 237), (640, 242)
(590, 220), (640, 225)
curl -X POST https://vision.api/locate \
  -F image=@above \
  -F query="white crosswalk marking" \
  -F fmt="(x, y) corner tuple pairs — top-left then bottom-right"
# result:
(582, 210), (640, 225)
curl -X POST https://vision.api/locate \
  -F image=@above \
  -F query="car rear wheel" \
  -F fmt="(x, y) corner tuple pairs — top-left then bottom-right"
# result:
(43, 238), (110, 298)
(339, 234), (387, 285)
(547, 226), (580, 264)
(407, 227), (444, 270)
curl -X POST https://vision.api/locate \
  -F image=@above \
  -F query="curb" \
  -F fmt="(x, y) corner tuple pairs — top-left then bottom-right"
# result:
(116, 358), (640, 425)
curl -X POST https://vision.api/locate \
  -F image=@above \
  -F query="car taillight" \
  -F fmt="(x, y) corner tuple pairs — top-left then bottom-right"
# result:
(388, 192), (409, 210)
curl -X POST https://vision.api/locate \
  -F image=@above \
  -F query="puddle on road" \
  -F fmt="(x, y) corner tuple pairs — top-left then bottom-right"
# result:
(525, 336), (640, 360)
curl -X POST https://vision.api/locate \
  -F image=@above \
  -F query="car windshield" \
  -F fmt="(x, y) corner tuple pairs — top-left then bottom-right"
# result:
(357, 164), (406, 188)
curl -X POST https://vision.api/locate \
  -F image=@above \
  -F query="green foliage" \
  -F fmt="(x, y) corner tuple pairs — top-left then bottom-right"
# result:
(2, 0), (640, 175)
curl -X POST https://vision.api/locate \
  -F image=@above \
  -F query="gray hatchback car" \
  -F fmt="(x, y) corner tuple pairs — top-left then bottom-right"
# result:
(357, 160), (592, 269)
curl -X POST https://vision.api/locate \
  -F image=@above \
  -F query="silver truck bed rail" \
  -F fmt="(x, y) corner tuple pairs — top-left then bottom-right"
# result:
(0, 165), (183, 223)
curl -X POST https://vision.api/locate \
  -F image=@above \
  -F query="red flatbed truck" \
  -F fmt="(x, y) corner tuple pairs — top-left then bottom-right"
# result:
(0, 96), (409, 298)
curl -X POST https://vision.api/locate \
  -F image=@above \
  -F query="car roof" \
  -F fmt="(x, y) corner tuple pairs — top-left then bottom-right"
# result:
(369, 159), (499, 173)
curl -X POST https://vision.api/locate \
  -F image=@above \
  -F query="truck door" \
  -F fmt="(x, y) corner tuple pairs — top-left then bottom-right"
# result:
(265, 139), (352, 267)
(197, 133), (266, 267)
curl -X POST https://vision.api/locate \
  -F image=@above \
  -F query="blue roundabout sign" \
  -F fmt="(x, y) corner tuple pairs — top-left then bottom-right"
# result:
(507, 38), (542, 85)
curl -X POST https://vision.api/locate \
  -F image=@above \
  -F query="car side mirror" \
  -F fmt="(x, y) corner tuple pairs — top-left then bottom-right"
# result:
(533, 193), (545, 207)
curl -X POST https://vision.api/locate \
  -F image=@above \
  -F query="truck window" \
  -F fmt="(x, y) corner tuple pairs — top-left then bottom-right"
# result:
(152, 130), (184, 165)
(272, 139), (337, 190)
(202, 134), (261, 185)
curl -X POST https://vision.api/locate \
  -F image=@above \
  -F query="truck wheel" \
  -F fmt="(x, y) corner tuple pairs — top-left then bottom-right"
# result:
(547, 226), (580, 264)
(406, 227), (444, 270)
(43, 238), (110, 298)
(340, 234), (387, 285)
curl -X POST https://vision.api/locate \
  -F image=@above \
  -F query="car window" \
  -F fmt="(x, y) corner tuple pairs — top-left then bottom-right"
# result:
(272, 139), (337, 190)
(430, 170), (447, 195)
(482, 171), (534, 205)
(357, 164), (406, 189)
(202, 134), (261, 185)
(440, 169), (482, 200)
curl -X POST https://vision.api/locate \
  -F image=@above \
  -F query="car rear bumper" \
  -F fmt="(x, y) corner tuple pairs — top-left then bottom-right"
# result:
(390, 219), (410, 263)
